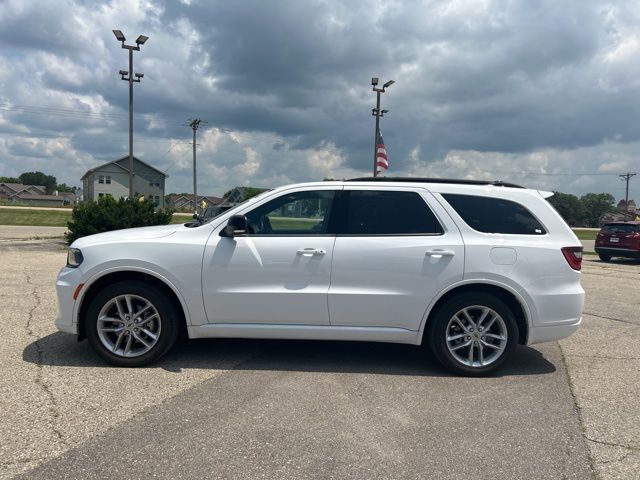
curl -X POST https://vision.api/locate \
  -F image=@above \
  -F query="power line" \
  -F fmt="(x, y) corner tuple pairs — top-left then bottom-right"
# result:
(619, 172), (637, 221)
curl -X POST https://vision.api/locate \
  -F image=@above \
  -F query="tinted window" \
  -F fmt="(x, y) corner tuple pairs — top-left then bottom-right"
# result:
(245, 190), (335, 235)
(442, 194), (546, 235)
(601, 224), (639, 234)
(343, 191), (443, 235)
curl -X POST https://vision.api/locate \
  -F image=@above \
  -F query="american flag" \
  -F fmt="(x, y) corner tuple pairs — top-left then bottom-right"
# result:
(375, 132), (388, 176)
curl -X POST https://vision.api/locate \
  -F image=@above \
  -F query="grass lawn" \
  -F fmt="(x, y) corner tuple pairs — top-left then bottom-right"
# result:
(572, 229), (598, 240)
(0, 207), (72, 227)
(0, 207), (604, 241)
(0, 207), (193, 227)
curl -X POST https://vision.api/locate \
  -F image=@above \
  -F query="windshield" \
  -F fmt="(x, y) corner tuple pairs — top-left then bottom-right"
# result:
(601, 224), (639, 234)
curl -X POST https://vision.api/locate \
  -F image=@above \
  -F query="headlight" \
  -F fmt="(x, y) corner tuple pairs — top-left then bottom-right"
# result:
(67, 248), (84, 268)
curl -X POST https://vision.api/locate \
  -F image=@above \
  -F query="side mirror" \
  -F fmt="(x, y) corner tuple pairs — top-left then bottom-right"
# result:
(221, 214), (248, 237)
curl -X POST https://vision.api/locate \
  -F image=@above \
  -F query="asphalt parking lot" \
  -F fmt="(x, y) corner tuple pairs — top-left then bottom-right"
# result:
(0, 230), (637, 479)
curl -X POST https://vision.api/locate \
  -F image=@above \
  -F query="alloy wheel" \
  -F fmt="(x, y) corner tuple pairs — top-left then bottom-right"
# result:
(445, 305), (508, 368)
(96, 294), (162, 358)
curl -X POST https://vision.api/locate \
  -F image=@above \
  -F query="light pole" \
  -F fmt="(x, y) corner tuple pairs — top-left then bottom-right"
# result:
(113, 29), (148, 199)
(371, 77), (394, 177)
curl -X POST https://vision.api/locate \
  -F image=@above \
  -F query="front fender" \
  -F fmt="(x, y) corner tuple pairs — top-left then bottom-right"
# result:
(72, 261), (194, 327)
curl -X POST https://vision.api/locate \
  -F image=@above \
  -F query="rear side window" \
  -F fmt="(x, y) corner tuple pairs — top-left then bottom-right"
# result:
(601, 224), (639, 234)
(343, 190), (444, 235)
(442, 194), (546, 235)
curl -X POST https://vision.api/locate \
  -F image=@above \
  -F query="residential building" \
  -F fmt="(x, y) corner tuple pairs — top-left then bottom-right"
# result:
(167, 194), (223, 212)
(81, 156), (167, 207)
(0, 182), (73, 206)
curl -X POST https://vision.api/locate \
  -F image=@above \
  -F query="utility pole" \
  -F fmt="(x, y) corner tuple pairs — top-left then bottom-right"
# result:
(186, 118), (207, 215)
(619, 172), (637, 221)
(371, 77), (394, 177)
(113, 30), (148, 199)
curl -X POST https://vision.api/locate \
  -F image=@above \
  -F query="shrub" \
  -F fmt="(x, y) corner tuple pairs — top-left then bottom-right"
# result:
(66, 196), (174, 245)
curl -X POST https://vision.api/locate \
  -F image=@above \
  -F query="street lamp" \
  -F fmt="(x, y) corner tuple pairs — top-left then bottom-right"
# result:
(113, 29), (149, 199)
(371, 76), (394, 177)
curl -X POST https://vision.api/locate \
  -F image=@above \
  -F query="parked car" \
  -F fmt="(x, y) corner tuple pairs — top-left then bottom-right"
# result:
(56, 178), (584, 376)
(595, 221), (640, 261)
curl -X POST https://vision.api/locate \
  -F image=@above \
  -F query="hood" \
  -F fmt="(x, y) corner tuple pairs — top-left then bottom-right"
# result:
(72, 224), (179, 248)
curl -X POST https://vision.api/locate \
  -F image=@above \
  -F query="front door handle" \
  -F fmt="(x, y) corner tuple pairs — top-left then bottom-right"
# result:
(425, 249), (455, 257)
(297, 248), (326, 256)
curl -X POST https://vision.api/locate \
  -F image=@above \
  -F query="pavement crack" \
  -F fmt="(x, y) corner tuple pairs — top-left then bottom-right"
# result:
(583, 311), (639, 326)
(558, 345), (599, 480)
(585, 436), (639, 453)
(565, 354), (640, 361)
(24, 266), (67, 446)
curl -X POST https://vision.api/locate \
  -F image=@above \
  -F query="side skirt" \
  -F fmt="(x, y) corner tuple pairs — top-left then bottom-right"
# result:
(187, 323), (421, 345)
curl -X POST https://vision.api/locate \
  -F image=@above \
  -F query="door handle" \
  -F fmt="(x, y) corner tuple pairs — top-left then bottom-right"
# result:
(425, 249), (455, 257)
(297, 248), (326, 256)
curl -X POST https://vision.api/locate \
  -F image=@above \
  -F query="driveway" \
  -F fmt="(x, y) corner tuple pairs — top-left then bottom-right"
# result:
(1, 234), (638, 479)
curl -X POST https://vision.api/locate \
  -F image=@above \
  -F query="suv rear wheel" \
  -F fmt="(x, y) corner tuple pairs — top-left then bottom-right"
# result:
(85, 280), (179, 367)
(428, 292), (518, 376)
(598, 253), (612, 262)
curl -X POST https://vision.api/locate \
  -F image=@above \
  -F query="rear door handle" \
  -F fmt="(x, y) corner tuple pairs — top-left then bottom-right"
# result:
(297, 248), (326, 256)
(425, 249), (455, 257)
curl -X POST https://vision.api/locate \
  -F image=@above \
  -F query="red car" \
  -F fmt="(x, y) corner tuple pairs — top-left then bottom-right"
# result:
(595, 221), (640, 261)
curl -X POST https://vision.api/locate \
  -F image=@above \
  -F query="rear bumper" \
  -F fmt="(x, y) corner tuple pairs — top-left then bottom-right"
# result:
(595, 247), (640, 258)
(527, 317), (581, 345)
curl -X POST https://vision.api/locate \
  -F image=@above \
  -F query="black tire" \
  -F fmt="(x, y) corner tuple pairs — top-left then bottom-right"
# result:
(85, 280), (180, 367)
(598, 253), (612, 262)
(427, 292), (519, 376)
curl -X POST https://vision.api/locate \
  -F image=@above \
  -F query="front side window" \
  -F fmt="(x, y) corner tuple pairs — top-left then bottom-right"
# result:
(442, 194), (546, 235)
(245, 190), (335, 235)
(105, 176), (111, 184)
(98, 175), (104, 184)
(342, 190), (444, 235)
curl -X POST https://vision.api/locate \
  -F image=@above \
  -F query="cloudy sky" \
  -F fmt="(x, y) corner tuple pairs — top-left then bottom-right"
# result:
(0, 0), (639, 200)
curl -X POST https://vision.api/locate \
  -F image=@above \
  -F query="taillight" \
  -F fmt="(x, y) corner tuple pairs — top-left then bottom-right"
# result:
(562, 246), (583, 271)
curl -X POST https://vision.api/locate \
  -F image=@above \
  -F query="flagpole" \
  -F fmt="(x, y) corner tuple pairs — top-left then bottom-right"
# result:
(371, 77), (394, 177)
(373, 89), (381, 177)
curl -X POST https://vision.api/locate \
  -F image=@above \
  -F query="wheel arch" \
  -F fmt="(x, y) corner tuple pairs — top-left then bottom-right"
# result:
(76, 269), (190, 341)
(418, 281), (531, 346)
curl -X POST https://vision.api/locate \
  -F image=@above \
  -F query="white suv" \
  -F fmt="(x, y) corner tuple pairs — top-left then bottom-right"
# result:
(56, 178), (584, 375)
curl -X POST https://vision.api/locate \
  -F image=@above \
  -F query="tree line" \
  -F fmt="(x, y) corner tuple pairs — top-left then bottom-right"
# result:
(547, 192), (621, 227)
(0, 171), (77, 194)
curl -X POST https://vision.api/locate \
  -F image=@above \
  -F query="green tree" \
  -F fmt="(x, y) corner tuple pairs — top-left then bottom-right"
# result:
(580, 193), (616, 227)
(0, 176), (21, 183)
(547, 192), (585, 226)
(66, 196), (174, 245)
(56, 183), (77, 193)
(18, 171), (57, 193)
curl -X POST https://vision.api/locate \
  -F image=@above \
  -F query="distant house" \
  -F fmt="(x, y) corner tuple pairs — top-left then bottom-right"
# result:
(0, 182), (71, 206)
(81, 156), (167, 207)
(167, 194), (223, 212)
(617, 199), (637, 212)
(601, 198), (639, 223)
(223, 186), (269, 204)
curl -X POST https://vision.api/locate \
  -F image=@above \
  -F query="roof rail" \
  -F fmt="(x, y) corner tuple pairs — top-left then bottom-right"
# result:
(345, 177), (525, 188)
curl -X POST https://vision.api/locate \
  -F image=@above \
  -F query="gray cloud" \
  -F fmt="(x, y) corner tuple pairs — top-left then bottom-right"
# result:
(0, 0), (639, 200)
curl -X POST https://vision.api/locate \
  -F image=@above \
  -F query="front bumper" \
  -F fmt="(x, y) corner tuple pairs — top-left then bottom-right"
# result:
(55, 265), (84, 335)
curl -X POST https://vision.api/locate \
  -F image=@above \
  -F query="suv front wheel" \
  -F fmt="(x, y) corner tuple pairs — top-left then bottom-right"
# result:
(85, 280), (179, 367)
(428, 292), (518, 376)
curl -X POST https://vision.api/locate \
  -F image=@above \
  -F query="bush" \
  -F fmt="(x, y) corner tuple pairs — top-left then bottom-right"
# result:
(66, 196), (174, 245)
